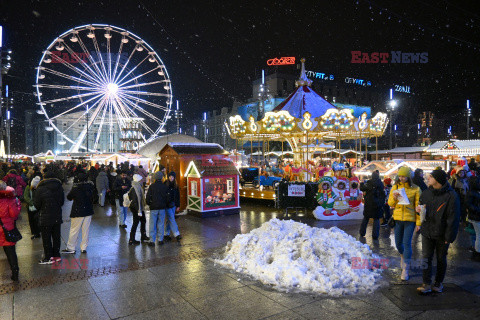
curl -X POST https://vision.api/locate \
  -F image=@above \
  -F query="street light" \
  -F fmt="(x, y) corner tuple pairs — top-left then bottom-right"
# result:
(388, 99), (397, 150)
(467, 100), (471, 139)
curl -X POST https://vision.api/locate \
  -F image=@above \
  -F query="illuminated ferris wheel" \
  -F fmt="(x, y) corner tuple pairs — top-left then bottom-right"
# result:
(34, 24), (173, 153)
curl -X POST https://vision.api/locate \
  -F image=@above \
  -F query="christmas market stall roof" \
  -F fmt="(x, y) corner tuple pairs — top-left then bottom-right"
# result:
(425, 139), (480, 157)
(137, 134), (202, 160)
(162, 142), (228, 155)
(187, 159), (240, 177)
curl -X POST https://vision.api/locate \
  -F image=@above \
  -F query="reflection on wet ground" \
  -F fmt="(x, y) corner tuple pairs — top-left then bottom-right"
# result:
(0, 184), (479, 319)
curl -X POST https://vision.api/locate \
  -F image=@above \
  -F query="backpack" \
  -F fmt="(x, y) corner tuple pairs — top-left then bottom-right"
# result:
(7, 176), (17, 189)
(123, 191), (132, 208)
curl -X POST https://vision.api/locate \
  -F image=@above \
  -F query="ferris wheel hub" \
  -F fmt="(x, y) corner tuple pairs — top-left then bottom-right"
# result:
(106, 83), (119, 96)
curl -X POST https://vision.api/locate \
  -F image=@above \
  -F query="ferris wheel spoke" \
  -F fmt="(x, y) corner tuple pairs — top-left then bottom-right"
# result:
(35, 84), (100, 92)
(112, 45), (138, 84)
(93, 103), (108, 150)
(45, 50), (105, 88)
(49, 93), (104, 120)
(120, 90), (171, 98)
(118, 92), (169, 112)
(61, 40), (107, 86)
(116, 94), (164, 124)
(117, 61), (157, 87)
(70, 96), (108, 152)
(39, 67), (103, 90)
(75, 32), (110, 84)
(39, 91), (101, 105)
(111, 38), (125, 84)
(107, 37), (112, 82)
(61, 95), (106, 136)
(115, 100), (155, 137)
(91, 34), (110, 83)
(119, 79), (168, 91)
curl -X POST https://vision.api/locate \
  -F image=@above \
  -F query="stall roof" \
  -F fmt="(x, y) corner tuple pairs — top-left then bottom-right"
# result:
(189, 159), (239, 176)
(165, 143), (228, 155)
(372, 147), (427, 154)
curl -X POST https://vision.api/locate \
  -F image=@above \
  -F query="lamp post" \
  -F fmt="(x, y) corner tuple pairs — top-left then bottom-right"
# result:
(388, 100), (397, 150)
(85, 104), (89, 153)
(203, 112), (207, 142)
(467, 100), (471, 139)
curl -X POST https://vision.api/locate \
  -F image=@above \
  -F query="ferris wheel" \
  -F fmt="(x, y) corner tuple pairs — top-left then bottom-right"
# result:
(34, 24), (173, 153)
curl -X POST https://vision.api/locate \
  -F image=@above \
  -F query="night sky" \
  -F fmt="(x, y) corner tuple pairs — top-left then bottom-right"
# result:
(1, 0), (480, 135)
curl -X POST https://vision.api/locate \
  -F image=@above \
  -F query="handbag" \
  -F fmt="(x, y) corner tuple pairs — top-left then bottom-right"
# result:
(0, 218), (22, 243)
(387, 216), (395, 228)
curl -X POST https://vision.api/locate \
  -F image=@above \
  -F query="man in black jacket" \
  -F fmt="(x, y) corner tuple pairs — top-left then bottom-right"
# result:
(62, 173), (94, 254)
(413, 169), (428, 191)
(34, 171), (65, 264)
(113, 171), (131, 228)
(416, 169), (460, 294)
(146, 171), (169, 246)
(359, 170), (385, 240)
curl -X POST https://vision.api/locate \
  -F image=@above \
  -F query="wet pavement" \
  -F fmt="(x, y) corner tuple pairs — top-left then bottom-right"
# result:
(0, 182), (479, 319)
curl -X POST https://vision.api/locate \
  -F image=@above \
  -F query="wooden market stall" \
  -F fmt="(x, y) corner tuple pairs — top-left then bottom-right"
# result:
(185, 159), (240, 217)
(158, 142), (229, 212)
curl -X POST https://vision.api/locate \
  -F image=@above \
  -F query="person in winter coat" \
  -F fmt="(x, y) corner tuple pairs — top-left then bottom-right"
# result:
(107, 171), (117, 206)
(388, 166), (421, 281)
(0, 181), (22, 281)
(34, 171), (65, 264)
(466, 176), (480, 262)
(23, 176), (41, 239)
(449, 166), (469, 223)
(413, 169), (428, 192)
(146, 171), (169, 246)
(127, 174), (149, 245)
(113, 171), (131, 228)
(416, 169), (460, 294)
(2, 169), (27, 199)
(62, 173), (95, 254)
(136, 165), (148, 187)
(96, 169), (110, 207)
(381, 178), (393, 226)
(164, 171), (182, 242)
(359, 170), (385, 240)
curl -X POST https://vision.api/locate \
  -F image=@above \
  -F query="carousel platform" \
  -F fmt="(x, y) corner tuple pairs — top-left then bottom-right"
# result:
(239, 186), (276, 201)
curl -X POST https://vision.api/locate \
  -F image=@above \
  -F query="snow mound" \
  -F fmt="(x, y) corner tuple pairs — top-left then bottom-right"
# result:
(215, 218), (383, 296)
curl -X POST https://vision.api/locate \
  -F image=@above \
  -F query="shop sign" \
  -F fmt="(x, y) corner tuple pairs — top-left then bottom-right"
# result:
(267, 57), (295, 66)
(288, 184), (305, 197)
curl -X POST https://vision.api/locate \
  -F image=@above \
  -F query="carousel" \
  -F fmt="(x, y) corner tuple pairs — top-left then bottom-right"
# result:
(227, 58), (389, 220)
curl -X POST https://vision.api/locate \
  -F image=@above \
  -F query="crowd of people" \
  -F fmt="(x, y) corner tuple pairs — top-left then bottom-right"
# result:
(0, 161), (182, 282)
(359, 159), (480, 294)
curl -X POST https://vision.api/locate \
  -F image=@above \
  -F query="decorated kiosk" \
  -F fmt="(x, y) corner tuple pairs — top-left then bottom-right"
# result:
(227, 59), (389, 220)
(185, 158), (240, 217)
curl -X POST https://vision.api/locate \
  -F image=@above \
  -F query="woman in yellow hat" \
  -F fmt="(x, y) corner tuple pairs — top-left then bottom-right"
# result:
(388, 166), (421, 281)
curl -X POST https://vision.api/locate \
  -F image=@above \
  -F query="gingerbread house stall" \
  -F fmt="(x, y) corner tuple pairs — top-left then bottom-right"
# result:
(158, 143), (229, 212)
(185, 158), (240, 217)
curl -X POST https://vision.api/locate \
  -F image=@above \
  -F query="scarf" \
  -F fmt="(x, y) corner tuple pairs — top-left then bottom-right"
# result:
(132, 181), (145, 212)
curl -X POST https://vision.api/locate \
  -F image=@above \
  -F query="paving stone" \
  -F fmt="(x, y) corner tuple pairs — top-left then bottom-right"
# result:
(95, 283), (185, 319)
(248, 283), (319, 309)
(166, 268), (245, 300)
(188, 286), (288, 320)
(292, 297), (405, 320)
(0, 293), (13, 320)
(88, 268), (161, 293)
(117, 300), (207, 320)
(14, 293), (109, 320)
(410, 309), (473, 320)
(260, 310), (307, 320)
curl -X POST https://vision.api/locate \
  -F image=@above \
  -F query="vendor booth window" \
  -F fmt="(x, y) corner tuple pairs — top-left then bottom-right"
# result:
(191, 181), (198, 196)
(227, 178), (234, 194)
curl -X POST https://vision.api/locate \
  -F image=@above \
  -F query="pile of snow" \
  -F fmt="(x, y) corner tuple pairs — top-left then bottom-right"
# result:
(215, 218), (383, 296)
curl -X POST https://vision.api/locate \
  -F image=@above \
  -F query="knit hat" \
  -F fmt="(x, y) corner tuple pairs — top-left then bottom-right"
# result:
(31, 176), (41, 188)
(153, 171), (164, 182)
(168, 171), (176, 179)
(397, 166), (411, 177)
(430, 169), (447, 186)
(133, 174), (143, 182)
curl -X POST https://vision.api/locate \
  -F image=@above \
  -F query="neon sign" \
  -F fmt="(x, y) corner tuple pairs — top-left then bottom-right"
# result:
(267, 57), (295, 66)
(306, 70), (334, 81)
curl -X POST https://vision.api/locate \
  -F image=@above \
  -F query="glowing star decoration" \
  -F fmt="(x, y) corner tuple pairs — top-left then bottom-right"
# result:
(369, 112), (388, 132)
(319, 109), (354, 130)
(302, 112), (313, 130)
(249, 116), (258, 132)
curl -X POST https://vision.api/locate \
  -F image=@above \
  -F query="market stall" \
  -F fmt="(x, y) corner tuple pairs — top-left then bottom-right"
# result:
(185, 159), (240, 217)
(354, 159), (449, 179)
